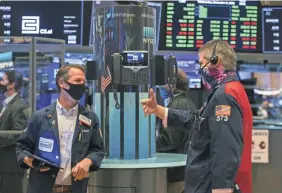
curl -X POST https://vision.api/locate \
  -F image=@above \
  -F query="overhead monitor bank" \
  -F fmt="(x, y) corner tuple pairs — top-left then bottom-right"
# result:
(0, 1), (83, 45)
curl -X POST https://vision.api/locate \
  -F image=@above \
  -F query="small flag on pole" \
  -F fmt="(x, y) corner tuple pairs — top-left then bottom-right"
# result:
(101, 65), (112, 94)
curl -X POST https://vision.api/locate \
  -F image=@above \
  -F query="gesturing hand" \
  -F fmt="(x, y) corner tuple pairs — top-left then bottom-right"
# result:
(72, 158), (92, 181)
(140, 88), (158, 116)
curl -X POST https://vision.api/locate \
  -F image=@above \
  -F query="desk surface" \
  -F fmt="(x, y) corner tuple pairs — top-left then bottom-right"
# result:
(100, 153), (186, 169)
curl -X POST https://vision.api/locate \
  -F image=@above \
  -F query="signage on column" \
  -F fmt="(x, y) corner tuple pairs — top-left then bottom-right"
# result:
(252, 130), (269, 163)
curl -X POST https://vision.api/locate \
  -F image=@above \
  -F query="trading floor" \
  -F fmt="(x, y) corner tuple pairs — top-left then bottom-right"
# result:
(1, 1), (282, 193)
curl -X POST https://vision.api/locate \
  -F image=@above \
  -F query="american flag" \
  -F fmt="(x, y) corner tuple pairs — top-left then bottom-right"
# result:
(101, 65), (112, 94)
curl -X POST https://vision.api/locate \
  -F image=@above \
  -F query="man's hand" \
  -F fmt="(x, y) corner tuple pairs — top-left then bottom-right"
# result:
(23, 156), (34, 168)
(212, 189), (233, 193)
(72, 158), (93, 181)
(141, 88), (158, 116)
(39, 167), (50, 172)
(23, 156), (50, 172)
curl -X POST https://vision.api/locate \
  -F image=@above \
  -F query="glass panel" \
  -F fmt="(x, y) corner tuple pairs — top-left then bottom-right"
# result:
(0, 36), (32, 132)
(35, 38), (65, 110)
(238, 63), (282, 128)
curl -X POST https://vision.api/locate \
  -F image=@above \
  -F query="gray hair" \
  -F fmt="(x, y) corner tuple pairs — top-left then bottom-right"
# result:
(55, 64), (85, 90)
(198, 40), (237, 70)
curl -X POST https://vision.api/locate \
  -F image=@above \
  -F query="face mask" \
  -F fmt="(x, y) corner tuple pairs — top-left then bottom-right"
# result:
(198, 67), (219, 91)
(63, 82), (86, 101)
(0, 84), (8, 94)
(198, 67), (236, 91)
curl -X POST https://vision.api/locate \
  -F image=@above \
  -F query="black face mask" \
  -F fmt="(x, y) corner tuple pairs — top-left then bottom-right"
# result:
(0, 84), (8, 94)
(63, 82), (86, 101)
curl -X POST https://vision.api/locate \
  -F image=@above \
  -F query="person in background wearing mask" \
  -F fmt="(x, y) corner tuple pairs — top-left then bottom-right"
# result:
(16, 64), (105, 193)
(157, 68), (196, 193)
(0, 70), (29, 193)
(141, 40), (252, 193)
(0, 70), (28, 131)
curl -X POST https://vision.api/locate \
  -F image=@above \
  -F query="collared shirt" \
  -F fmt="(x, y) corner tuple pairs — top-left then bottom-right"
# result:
(55, 100), (78, 185)
(0, 92), (17, 117)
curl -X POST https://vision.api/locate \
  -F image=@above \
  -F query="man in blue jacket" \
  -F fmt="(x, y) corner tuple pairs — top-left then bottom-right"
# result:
(16, 64), (105, 193)
(141, 40), (252, 193)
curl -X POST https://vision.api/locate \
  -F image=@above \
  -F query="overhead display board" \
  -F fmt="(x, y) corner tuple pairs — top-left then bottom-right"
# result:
(262, 7), (282, 53)
(158, 0), (261, 52)
(0, 1), (83, 45)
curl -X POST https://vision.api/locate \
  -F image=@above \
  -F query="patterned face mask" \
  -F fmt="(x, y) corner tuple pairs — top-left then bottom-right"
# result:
(198, 67), (236, 91)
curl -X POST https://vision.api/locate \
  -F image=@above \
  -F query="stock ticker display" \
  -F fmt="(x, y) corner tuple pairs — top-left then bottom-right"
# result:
(262, 8), (282, 53)
(0, 1), (83, 45)
(158, 1), (261, 52)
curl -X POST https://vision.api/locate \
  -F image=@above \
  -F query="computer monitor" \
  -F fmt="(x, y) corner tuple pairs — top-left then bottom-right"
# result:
(0, 1), (84, 45)
(65, 53), (93, 65)
(177, 59), (201, 89)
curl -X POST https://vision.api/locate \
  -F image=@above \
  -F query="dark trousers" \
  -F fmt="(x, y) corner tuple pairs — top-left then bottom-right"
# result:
(0, 172), (27, 193)
(0, 145), (27, 193)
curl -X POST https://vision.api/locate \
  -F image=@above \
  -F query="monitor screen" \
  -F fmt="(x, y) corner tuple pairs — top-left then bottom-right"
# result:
(0, 51), (13, 70)
(125, 52), (145, 63)
(0, 1), (83, 45)
(177, 60), (201, 89)
(158, 1), (261, 52)
(65, 53), (93, 65)
(262, 7), (282, 53)
(238, 63), (282, 124)
(121, 52), (148, 66)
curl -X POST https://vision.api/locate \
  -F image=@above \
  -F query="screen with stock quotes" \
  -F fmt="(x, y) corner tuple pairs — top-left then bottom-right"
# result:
(158, 0), (261, 52)
(0, 1), (83, 45)
(262, 7), (282, 53)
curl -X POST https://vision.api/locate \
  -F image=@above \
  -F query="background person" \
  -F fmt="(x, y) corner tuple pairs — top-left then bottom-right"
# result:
(0, 70), (29, 193)
(157, 68), (196, 193)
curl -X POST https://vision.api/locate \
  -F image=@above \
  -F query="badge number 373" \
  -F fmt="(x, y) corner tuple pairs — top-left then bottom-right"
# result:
(216, 115), (228, 122)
